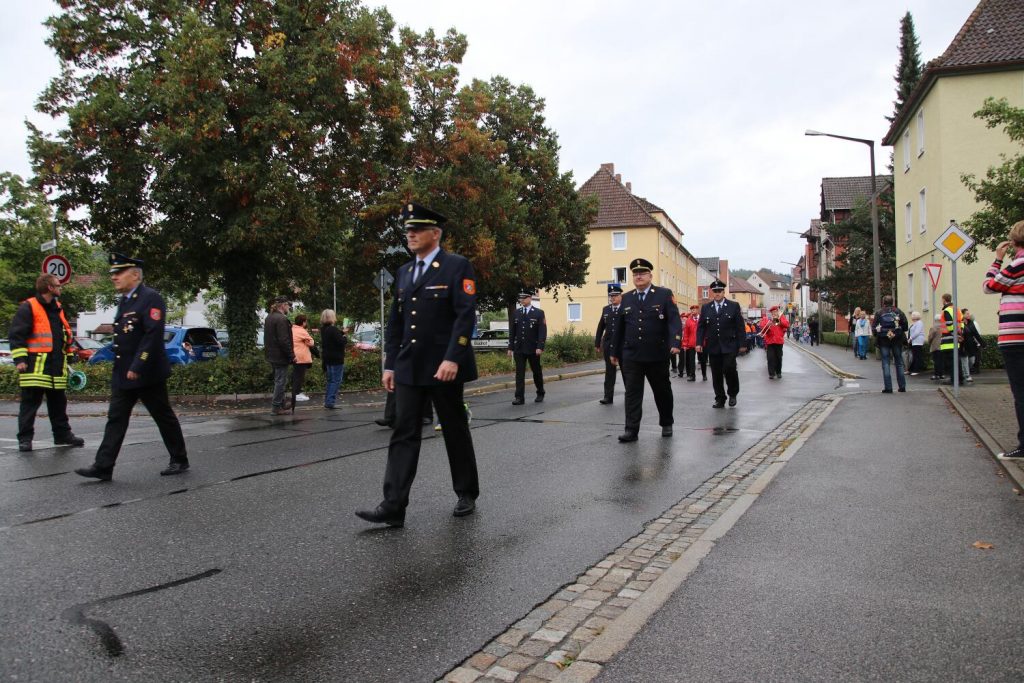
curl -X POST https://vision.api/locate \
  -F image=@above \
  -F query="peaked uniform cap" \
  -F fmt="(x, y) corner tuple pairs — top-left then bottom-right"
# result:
(629, 258), (654, 272)
(109, 252), (144, 273)
(608, 283), (624, 295)
(709, 278), (726, 291)
(401, 202), (447, 229)
(518, 289), (536, 299)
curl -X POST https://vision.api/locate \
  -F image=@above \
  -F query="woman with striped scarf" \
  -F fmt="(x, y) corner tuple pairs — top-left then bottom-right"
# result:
(983, 219), (1024, 460)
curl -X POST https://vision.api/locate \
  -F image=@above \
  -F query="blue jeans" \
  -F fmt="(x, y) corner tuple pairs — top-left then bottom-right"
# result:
(856, 336), (869, 359)
(324, 364), (345, 407)
(879, 343), (906, 391)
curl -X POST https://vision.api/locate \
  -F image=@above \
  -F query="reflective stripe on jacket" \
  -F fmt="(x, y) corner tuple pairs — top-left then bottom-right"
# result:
(940, 305), (962, 351)
(13, 297), (73, 389)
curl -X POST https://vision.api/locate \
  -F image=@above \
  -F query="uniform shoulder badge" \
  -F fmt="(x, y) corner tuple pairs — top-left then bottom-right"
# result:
(150, 308), (161, 320)
(458, 336), (468, 346)
(463, 279), (476, 295)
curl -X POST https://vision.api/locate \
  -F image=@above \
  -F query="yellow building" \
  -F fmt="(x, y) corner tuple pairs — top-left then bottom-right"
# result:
(883, 0), (1024, 333)
(540, 163), (701, 334)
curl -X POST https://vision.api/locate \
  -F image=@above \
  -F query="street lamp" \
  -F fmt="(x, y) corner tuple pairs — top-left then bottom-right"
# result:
(805, 129), (881, 312)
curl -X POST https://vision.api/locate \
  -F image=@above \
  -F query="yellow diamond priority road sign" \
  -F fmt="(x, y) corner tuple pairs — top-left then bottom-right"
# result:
(934, 222), (974, 261)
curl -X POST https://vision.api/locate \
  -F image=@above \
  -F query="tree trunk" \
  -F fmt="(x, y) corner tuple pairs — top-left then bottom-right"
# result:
(222, 256), (261, 358)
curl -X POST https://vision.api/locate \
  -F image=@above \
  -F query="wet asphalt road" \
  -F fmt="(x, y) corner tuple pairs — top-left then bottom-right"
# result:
(0, 349), (835, 681)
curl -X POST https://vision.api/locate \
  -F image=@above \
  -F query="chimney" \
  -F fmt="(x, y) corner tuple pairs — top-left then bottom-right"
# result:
(719, 259), (730, 284)
(626, 182), (632, 193)
(600, 162), (614, 175)
(615, 174), (622, 184)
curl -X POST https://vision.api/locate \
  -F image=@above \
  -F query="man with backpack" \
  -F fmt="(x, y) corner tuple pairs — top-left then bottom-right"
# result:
(873, 294), (909, 393)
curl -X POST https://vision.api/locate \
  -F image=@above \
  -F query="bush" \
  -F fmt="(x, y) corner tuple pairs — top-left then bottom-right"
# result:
(545, 326), (600, 363)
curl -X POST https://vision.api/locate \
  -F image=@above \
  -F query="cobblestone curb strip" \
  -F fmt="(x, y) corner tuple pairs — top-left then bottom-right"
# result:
(785, 341), (860, 380)
(939, 386), (1024, 492)
(440, 395), (842, 683)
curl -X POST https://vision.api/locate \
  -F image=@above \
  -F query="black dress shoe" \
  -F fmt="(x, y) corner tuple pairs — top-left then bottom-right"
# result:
(453, 496), (476, 517)
(75, 465), (113, 481)
(54, 435), (85, 447)
(728, 396), (737, 407)
(374, 418), (394, 427)
(160, 462), (190, 476)
(18, 441), (31, 453)
(712, 401), (725, 409)
(535, 394), (544, 403)
(355, 505), (405, 527)
(662, 426), (673, 437)
(598, 398), (613, 405)
(686, 377), (696, 382)
(511, 398), (525, 405)
(768, 374), (776, 379)
(617, 431), (639, 443)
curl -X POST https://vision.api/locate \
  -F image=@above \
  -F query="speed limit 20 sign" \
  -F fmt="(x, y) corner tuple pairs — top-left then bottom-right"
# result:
(41, 254), (72, 284)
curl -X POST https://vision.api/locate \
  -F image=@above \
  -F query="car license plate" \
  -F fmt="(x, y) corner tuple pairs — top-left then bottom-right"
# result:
(203, 351), (217, 358)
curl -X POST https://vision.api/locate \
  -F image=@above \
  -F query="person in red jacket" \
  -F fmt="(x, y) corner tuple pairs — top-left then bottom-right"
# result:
(680, 304), (701, 381)
(758, 305), (790, 379)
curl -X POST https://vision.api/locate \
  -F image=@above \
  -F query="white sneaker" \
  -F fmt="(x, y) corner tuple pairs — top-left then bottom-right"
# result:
(295, 393), (310, 402)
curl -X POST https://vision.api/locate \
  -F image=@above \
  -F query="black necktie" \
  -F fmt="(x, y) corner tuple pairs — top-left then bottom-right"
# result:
(414, 260), (425, 284)
(639, 292), (646, 304)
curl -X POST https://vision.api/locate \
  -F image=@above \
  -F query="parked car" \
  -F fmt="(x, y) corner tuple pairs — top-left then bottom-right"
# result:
(70, 337), (105, 363)
(88, 326), (223, 366)
(0, 339), (12, 365)
(351, 328), (380, 351)
(471, 329), (510, 351)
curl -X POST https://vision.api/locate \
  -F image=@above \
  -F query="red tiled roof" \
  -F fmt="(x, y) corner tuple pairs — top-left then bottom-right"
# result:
(884, 0), (1024, 144)
(729, 277), (760, 294)
(578, 166), (660, 229)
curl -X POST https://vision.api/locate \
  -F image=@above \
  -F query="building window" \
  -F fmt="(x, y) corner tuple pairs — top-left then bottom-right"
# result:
(907, 272), (914, 311)
(614, 267), (627, 283)
(917, 110), (925, 156)
(905, 202), (912, 242)
(921, 266), (930, 311)
(903, 130), (911, 171)
(919, 188), (927, 233)
(612, 231), (626, 251)
(567, 302), (582, 322)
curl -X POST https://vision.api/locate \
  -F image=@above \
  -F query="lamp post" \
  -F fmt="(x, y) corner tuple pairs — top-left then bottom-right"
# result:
(805, 129), (881, 312)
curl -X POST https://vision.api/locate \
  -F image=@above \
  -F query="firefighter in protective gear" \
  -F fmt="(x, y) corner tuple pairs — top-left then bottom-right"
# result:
(8, 273), (85, 452)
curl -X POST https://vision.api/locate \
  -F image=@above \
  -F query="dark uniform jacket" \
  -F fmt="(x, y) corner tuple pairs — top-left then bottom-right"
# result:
(610, 286), (682, 363)
(509, 306), (547, 354)
(696, 299), (746, 355)
(385, 248), (478, 385)
(594, 304), (622, 350)
(111, 284), (172, 390)
(264, 311), (295, 366)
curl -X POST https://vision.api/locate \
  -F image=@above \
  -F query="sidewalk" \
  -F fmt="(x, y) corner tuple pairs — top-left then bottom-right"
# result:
(789, 339), (1024, 489)
(0, 359), (606, 418)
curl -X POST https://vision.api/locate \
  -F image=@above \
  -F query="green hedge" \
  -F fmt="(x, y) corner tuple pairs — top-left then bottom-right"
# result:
(0, 330), (602, 397)
(819, 331), (1004, 369)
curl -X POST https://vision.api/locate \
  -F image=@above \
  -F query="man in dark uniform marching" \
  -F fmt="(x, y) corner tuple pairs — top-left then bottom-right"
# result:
(508, 289), (546, 404)
(696, 278), (747, 408)
(594, 283), (624, 404)
(610, 258), (682, 442)
(356, 203), (479, 527)
(76, 253), (190, 480)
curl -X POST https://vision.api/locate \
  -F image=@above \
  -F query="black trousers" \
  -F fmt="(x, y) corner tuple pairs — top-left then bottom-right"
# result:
(698, 348), (708, 378)
(765, 344), (783, 376)
(669, 352), (678, 372)
(941, 349), (964, 381)
(621, 359), (674, 431)
(17, 387), (73, 443)
(291, 363), (311, 396)
(683, 348), (696, 378)
(94, 382), (188, 470)
(382, 388), (434, 423)
(1002, 347), (1024, 449)
(601, 346), (621, 400)
(382, 382), (479, 512)
(709, 352), (739, 402)
(514, 352), (544, 399)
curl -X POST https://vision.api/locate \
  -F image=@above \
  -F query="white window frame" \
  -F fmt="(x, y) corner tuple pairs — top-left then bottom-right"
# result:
(907, 272), (915, 311)
(921, 266), (930, 311)
(904, 202), (912, 243)
(611, 231), (626, 251)
(567, 302), (582, 322)
(613, 267), (627, 283)
(919, 188), (927, 234)
(917, 110), (925, 157)
(903, 130), (911, 172)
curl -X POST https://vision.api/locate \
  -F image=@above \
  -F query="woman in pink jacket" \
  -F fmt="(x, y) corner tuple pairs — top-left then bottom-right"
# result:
(291, 314), (316, 402)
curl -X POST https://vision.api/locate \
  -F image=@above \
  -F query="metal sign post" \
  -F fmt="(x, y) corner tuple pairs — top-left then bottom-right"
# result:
(933, 221), (974, 398)
(373, 269), (395, 373)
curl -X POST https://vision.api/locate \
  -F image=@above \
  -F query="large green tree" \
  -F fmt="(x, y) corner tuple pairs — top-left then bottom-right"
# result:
(962, 97), (1024, 258)
(0, 173), (107, 333)
(29, 0), (409, 355)
(888, 11), (923, 124)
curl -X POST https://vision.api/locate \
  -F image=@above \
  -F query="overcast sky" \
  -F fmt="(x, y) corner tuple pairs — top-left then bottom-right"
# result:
(2, 1), (973, 272)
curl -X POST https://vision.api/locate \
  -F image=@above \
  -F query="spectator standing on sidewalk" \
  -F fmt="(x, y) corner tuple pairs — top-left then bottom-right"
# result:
(265, 296), (295, 415)
(320, 311), (346, 409)
(960, 309), (984, 383)
(907, 311), (925, 375)
(940, 293), (964, 385)
(982, 221), (1024, 460)
(873, 294), (908, 393)
(8, 273), (85, 453)
(853, 309), (872, 360)
(927, 315), (945, 380)
(808, 315), (819, 346)
(291, 313), (316, 402)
